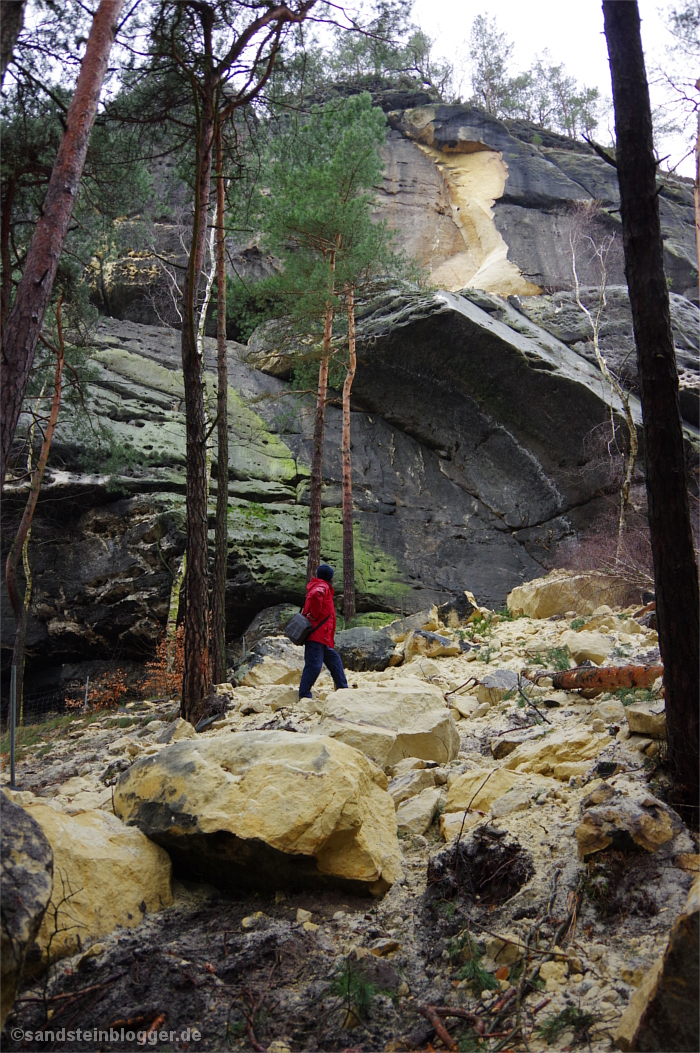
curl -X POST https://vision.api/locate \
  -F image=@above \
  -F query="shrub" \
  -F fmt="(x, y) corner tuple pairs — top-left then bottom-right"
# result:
(141, 625), (184, 700)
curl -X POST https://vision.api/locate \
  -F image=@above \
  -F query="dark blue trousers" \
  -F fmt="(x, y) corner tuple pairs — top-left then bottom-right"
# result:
(299, 641), (348, 698)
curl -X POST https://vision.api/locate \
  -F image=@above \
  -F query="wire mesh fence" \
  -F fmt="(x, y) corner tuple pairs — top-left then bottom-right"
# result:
(0, 683), (75, 732)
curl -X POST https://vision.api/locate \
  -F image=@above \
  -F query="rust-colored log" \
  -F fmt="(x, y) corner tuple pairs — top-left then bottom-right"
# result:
(534, 664), (663, 692)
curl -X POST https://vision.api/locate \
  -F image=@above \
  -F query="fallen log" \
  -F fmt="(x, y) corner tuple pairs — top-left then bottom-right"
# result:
(529, 664), (663, 692)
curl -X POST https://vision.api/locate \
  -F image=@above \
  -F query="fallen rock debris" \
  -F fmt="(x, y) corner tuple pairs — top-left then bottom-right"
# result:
(1, 581), (696, 1051)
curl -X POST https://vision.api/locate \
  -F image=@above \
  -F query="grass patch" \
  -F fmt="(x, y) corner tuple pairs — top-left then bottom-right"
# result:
(570, 617), (586, 630)
(536, 1005), (596, 1045)
(615, 687), (659, 706)
(336, 611), (399, 631)
(547, 646), (572, 670)
(0, 712), (104, 761)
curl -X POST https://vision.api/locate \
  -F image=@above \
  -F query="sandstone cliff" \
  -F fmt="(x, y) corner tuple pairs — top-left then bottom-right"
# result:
(2, 102), (698, 697)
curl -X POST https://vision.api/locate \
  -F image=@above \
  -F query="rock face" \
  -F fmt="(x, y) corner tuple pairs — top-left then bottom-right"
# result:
(3, 102), (697, 689)
(319, 679), (460, 769)
(1, 797), (54, 1026)
(114, 731), (403, 894)
(22, 803), (173, 965)
(614, 878), (699, 1052)
(384, 105), (697, 300)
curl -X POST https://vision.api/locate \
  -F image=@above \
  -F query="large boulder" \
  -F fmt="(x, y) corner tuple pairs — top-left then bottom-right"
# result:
(507, 569), (635, 619)
(614, 877), (699, 1051)
(1, 797), (54, 1026)
(319, 678), (460, 769)
(114, 731), (403, 895)
(23, 803), (173, 966)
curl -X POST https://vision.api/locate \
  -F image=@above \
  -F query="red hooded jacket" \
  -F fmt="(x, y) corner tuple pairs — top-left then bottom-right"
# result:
(301, 577), (336, 647)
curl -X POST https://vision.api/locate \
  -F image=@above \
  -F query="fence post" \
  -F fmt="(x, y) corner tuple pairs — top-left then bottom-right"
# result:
(83, 674), (90, 714)
(9, 665), (17, 789)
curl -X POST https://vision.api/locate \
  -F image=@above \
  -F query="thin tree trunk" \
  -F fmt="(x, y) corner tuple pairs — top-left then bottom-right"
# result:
(5, 301), (65, 632)
(604, 0), (700, 807)
(13, 380), (43, 726)
(212, 120), (228, 685)
(166, 555), (186, 675)
(14, 528), (31, 726)
(0, 0), (125, 488)
(342, 285), (357, 623)
(180, 83), (215, 723)
(307, 249), (336, 581)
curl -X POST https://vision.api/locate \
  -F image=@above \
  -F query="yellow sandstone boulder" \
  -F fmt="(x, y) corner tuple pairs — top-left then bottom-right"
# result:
(23, 803), (173, 967)
(114, 731), (403, 895)
(444, 767), (547, 813)
(502, 727), (609, 780)
(575, 783), (683, 859)
(507, 570), (631, 619)
(319, 678), (460, 769)
(559, 629), (612, 665)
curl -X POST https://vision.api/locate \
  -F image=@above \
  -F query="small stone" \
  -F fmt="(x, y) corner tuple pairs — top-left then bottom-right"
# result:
(241, 911), (267, 930)
(471, 702), (491, 718)
(398, 980), (410, 996)
(540, 960), (567, 984)
(296, 908), (312, 924)
(591, 718), (606, 733)
(370, 938), (400, 957)
(396, 787), (442, 836)
(626, 704), (666, 739)
(302, 921), (319, 933)
(333, 911), (346, 921)
(476, 669), (519, 706)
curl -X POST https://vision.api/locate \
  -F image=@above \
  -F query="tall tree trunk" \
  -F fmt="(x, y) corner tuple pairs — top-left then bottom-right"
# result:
(212, 120), (228, 685)
(690, 84), (694, 303)
(342, 285), (357, 623)
(1, 0), (26, 87)
(180, 84), (215, 723)
(0, 0), (125, 488)
(5, 302), (65, 635)
(603, 0), (700, 807)
(1, 175), (17, 333)
(306, 250), (336, 581)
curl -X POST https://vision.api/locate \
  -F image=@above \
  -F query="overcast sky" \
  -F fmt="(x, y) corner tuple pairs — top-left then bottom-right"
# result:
(411, 0), (697, 177)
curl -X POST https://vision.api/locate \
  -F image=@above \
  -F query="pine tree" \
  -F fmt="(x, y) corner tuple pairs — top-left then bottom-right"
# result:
(263, 93), (398, 613)
(146, 0), (317, 723)
(1, 0), (126, 488)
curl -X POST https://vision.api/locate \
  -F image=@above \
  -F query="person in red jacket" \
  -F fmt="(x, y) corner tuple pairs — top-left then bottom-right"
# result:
(298, 564), (348, 699)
